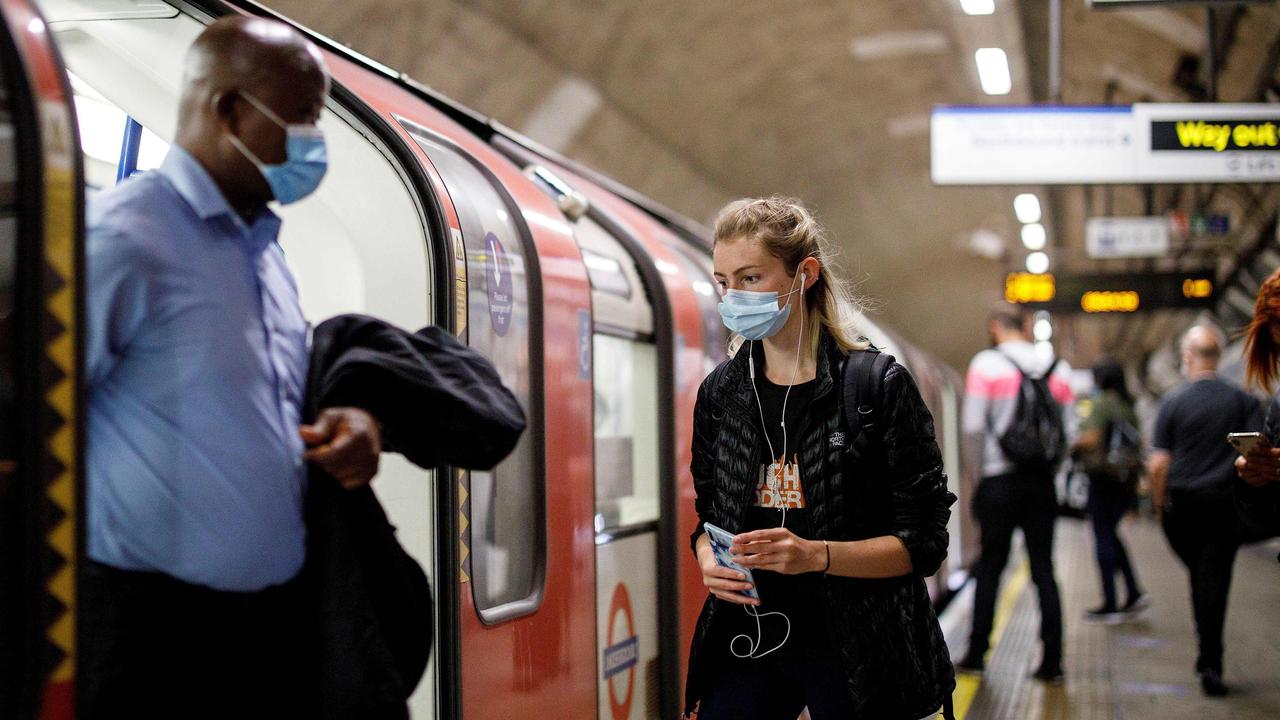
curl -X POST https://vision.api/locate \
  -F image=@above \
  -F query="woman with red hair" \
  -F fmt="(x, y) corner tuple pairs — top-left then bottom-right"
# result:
(1233, 268), (1280, 547)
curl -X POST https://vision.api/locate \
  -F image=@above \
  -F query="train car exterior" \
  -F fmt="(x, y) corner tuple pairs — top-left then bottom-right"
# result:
(0, 1), (975, 718)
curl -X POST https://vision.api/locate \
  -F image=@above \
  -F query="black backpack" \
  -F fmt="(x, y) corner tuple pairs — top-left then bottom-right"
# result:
(997, 352), (1067, 472)
(841, 346), (895, 461)
(838, 345), (960, 720)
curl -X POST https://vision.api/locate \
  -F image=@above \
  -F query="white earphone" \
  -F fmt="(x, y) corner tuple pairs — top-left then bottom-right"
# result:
(733, 265), (809, 660)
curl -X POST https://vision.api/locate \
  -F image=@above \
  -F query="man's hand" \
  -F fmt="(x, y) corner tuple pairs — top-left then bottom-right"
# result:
(1236, 447), (1280, 488)
(300, 407), (381, 489)
(731, 527), (824, 575)
(1148, 449), (1171, 521)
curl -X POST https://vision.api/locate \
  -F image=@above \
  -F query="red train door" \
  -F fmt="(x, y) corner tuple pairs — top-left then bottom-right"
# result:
(0, 0), (84, 717)
(488, 147), (692, 720)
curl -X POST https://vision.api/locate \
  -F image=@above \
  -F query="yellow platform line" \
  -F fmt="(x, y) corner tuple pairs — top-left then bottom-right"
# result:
(945, 561), (1030, 719)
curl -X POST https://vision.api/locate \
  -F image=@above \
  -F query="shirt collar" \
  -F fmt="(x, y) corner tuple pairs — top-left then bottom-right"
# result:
(158, 146), (282, 256)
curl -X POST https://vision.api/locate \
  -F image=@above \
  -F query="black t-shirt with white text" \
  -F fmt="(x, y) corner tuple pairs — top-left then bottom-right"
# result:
(712, 375), (834, 663)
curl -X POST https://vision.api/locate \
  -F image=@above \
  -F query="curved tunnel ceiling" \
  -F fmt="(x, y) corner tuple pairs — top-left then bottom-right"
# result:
(266, 0), (1280, 372)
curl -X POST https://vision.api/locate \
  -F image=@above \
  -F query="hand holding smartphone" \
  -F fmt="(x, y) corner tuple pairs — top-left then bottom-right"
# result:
(703, 522), (759, 600)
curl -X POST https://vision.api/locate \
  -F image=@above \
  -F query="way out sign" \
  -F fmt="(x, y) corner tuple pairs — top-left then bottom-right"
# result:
(931, 104), (1280, 184)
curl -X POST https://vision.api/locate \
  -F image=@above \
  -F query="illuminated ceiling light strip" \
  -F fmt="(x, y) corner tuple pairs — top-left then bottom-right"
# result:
(1033, 316), (1053, 341)
(975, 48), (1012, 96)
(1013, 193), (1041, 224)
(960, 0), (995, 15)
(1021, 222), (1047, 251)
(1026, 251), (1050, 274)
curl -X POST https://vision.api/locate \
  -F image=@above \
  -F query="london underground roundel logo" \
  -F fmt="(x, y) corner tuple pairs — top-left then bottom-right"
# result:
(603, 582), (638, 720)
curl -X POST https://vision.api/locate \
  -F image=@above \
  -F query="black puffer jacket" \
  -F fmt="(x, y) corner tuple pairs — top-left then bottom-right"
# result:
(684, 332), (956, 719)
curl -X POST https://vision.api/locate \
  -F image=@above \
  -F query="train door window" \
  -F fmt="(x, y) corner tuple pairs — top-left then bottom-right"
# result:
(574, 216), (661, 532)
(400, 124), (545, 621)
(569, 212), (666, 720)
(660, 239), (726, 376)
(66, 72), (166, 190)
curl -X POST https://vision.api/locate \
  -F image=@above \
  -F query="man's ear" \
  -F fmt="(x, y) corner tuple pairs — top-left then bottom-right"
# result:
(210, 91), (239, 134)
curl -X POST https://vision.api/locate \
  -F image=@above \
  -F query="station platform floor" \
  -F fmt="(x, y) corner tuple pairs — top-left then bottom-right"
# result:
(936, 515), (1280, 720)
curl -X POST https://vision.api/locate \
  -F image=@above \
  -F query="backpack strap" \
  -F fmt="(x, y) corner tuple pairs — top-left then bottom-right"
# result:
(842, 346), (894, 461)
(1044, 356), (1061, 381)
(998, 348), (1059, 381)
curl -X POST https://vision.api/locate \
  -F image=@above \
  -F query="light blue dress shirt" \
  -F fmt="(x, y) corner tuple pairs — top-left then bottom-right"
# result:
(86, 147), (309, 591)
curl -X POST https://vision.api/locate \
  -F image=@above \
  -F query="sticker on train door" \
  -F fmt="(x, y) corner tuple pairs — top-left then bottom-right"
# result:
(452, 228), (467, 337)
(603, 582), (638, 720)
(485, 232), (512, 336)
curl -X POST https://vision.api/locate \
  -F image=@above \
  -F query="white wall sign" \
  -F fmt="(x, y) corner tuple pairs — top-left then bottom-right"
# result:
(932, 104), (1280, 184)
(1085, 217), (1170, 258)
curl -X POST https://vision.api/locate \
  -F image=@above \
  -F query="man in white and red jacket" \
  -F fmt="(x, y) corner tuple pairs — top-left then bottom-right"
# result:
(957, 303), (1075, 683)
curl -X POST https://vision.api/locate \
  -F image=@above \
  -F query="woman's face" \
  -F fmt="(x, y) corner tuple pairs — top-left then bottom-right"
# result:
(712, 236), (814, 302)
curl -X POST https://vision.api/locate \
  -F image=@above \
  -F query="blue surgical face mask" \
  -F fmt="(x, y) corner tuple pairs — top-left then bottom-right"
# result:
(225, 91), (328, 205)
(716, 267), (807, 341)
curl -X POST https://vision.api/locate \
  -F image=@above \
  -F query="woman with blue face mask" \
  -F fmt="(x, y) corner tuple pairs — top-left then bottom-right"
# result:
(683, 197), (957, 720)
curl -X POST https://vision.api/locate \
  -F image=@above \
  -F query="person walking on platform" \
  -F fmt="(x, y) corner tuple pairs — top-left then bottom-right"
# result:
(1233, 268), (1280, 552)
(683, 197), (957, 720)
(1149, 324), (1261, 697)
(1074, 358), (1147, 623)
(956, 303), (1074, 683)
(81, 18), (380, 717)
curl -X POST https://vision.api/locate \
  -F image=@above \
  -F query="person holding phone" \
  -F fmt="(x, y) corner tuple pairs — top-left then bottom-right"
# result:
(1233, 266), (1280, 550)
(684, 197), (956, 720)
(1148, 324), (1262, 696)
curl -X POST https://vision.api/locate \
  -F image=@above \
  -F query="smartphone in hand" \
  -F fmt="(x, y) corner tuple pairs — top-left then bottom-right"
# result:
(1228, 431), (1268, 455)
(703, 522), (759, 600)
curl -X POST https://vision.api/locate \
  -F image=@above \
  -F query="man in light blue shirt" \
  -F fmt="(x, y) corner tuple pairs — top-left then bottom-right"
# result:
(82, 17), (381, 716)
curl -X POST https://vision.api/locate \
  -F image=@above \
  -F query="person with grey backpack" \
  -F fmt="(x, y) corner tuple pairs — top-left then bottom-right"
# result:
(957, 304), (1075, 683)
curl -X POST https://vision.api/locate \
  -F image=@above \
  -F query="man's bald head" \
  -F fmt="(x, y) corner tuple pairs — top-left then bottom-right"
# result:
(181, 16), (327, 114)
(175, 16), (329, 212)
(1181, 324), (1225, 375)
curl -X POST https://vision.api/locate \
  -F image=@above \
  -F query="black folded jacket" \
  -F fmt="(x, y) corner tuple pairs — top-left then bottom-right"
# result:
(304, 314), (526, 719)
(307, 313), (527, 470)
